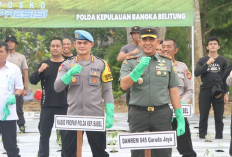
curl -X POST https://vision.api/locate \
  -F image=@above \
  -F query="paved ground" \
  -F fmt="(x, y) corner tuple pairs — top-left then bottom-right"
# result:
(0, 112), (231, 157)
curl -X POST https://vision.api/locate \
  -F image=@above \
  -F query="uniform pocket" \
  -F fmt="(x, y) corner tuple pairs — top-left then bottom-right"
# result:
(70, 74), (80, 86)
(89, 70), (100, 86)
(177, 73), (184, 87)
(154, 69), (170, 85)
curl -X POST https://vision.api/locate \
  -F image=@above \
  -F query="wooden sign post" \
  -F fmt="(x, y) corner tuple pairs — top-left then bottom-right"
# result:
(77, 131), (83, 157)
(144, 149), (151, 157)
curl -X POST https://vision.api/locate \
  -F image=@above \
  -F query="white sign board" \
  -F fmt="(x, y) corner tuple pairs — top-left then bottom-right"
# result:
(54, 115), (105, 131)
(169, 104), (192, 117)
(119, 131), (177, 150)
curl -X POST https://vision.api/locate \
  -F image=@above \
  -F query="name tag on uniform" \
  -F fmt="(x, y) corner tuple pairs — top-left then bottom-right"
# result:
(169, 104), (192, 117)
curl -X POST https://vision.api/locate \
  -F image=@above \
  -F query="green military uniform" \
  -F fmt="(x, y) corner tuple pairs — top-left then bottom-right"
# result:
(120, 52), (180, 157)
(120, 53), (179, 106)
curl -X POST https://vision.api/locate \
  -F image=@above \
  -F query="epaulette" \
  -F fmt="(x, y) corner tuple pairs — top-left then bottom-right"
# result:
(95, 56), (107, 66)
(126, 56), (138, 60)
(159, 54), (172, 60)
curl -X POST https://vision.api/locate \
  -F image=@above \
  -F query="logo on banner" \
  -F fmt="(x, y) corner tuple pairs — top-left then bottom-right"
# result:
(0, 1), (48, 18)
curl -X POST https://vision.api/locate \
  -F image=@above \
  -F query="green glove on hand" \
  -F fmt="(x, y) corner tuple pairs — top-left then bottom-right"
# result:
(1, 94), (16, 121)
(61, 64), (82, 85)
(174, 108), (185, 136)
(129, 56), (151, 82)
(105, 103), (114, 128)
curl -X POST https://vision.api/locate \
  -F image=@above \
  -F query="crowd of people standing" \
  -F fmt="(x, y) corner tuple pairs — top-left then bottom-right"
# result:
(0, 27), (232, 157)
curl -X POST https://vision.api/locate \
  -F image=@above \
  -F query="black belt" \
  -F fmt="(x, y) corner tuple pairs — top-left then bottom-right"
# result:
(130, 104), (169, 112)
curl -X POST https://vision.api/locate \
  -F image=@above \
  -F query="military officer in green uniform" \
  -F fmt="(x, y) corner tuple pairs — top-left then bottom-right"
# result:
(120, 27), (185, 157)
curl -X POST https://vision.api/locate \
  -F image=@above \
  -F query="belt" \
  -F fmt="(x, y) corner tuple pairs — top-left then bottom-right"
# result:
(130, 104), (169, 112)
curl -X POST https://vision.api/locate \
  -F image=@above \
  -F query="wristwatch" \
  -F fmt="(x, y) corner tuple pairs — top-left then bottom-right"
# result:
(24, 87), (28, 90)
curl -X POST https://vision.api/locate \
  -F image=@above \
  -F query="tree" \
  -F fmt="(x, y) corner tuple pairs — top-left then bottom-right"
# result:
(194, 0), (204, 112)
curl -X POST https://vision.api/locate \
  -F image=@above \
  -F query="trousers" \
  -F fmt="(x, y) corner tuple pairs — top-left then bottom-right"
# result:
(172, 118), (197, 157)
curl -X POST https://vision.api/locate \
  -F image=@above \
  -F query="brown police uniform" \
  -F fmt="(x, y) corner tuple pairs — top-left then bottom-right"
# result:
(54, 55), (114, 157)
(172, 60), (196, 157)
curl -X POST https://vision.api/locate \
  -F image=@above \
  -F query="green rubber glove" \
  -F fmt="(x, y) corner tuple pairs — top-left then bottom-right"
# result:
(181, 100), (185, 104)
(61, 64), (82, 85)
(129, 56), (151, 82)
(105, 103), (114, 128)
(174, 108), (185, 136)
(1, 94), (16, 121)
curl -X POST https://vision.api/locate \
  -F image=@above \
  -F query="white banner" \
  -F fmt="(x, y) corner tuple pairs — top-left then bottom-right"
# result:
(119, 131), (177, 150)
(54, 115), (105, 131)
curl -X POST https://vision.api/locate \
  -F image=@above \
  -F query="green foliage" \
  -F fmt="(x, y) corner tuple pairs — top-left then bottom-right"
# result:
(200, 0), (232, 60)
(0, 27), (126, 98)
(165, 27), (192, 69)
(104, 28), (127, 98)
(107, 130), (118, 153)
(104, 41), (125, 98)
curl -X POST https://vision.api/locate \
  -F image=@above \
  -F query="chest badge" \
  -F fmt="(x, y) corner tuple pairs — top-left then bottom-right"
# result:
(92, 78), (98, 83)
(72, 77), (77, 83)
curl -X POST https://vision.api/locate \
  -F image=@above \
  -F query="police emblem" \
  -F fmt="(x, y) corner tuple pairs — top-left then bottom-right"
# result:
(75, 33), (79, 39)
(72, 77), (77, 83)
(92, 78), (98, 83)
(186, 69), (191, 79)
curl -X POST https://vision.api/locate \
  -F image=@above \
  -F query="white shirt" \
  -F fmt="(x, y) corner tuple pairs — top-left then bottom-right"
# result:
(226, 70), (232, 86)
(0, 61), (23, 120)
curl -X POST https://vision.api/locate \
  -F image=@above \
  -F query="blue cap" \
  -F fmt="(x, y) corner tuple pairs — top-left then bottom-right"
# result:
(74, 30), (94, 42)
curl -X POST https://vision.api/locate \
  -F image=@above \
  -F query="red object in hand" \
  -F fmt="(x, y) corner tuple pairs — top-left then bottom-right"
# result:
(34, 90), (42, 100)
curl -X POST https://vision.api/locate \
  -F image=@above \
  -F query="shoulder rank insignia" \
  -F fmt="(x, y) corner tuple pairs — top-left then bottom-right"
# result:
(159, 54), (172, 60)
(58, 64), (64, 71)
(172, 64), (177, 73)
(101, 60), (113, 83)
(123, 60), (128, 64)
(186, 69), (191, 80)
(126, 56), (138, 60)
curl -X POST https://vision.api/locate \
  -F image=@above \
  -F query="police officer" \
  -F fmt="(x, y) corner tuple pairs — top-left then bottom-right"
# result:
(54, 30), (114, 157)
(0, 41), (23, 157)
(120, 27), (185, 157)
(162, 39), (196, 157)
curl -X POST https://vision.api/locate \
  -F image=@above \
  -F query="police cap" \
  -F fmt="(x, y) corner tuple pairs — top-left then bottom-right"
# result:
(74, 30), (94, 42)
(139, 27), (158, 39)
(5, 35), (18, 44)
(130, 26), (140, 34)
